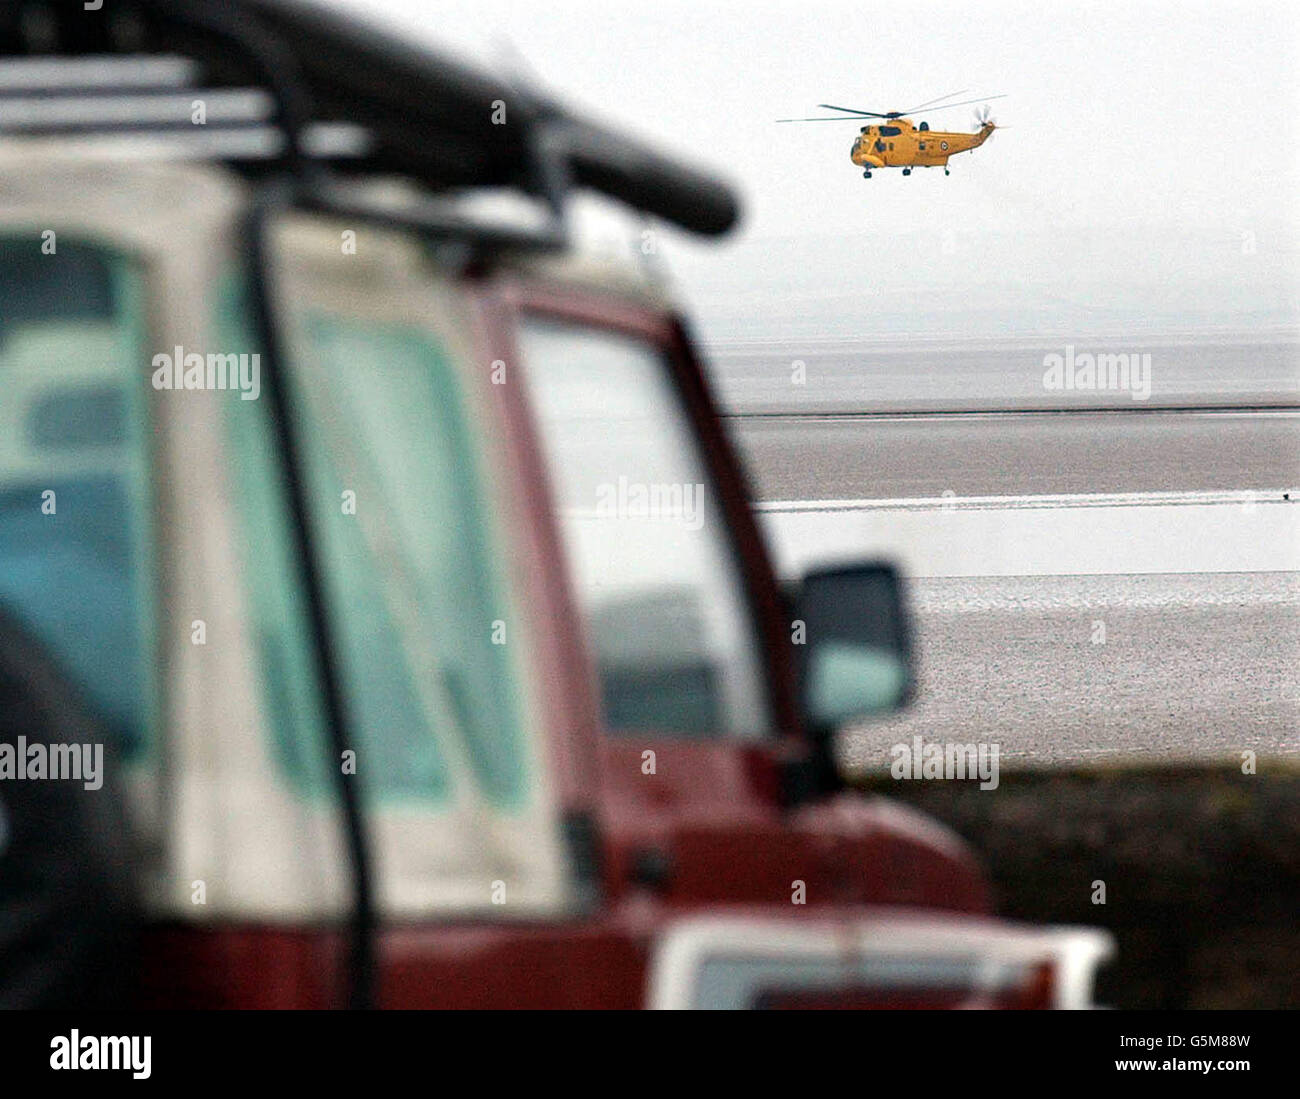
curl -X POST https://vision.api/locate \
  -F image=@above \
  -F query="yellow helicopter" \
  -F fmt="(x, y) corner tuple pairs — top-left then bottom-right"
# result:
(778, 91), (1005, 178)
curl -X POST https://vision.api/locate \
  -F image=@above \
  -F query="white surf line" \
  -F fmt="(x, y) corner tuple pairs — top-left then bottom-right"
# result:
(756, 489), (1297, 513)
(726, 408), (1300, 422)
(758, 489), (1300, 577)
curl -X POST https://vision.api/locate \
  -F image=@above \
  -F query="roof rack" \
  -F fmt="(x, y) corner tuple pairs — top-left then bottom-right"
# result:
(0, 0), (740, 242)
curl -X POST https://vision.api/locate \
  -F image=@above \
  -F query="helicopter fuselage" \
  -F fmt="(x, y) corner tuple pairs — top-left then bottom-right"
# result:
(851, 117), (994, 170)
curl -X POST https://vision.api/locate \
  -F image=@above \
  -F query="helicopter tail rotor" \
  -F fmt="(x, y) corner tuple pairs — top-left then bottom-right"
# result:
(974, 104), (1000, 142)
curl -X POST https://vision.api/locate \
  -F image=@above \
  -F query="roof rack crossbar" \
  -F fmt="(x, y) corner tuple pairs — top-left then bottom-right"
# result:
(0, 54), (198, 92)
(0, 88), (275, 128)
(0, 122), (370, 162)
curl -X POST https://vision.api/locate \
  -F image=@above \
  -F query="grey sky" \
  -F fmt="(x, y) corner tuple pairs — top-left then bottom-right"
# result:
(341, 0), (1300, 339)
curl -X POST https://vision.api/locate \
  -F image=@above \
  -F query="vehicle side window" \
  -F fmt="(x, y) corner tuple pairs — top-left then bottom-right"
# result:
(0, 236), (156, 756)
(518, 318), (772, 740)
(222, 275), (530, 806)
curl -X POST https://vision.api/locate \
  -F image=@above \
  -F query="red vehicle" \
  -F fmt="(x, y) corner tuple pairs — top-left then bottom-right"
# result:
(0, 0), (1109, 1009)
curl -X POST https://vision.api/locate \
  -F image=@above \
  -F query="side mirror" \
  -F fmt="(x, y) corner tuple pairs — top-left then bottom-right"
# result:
(793, 561), (913, 730)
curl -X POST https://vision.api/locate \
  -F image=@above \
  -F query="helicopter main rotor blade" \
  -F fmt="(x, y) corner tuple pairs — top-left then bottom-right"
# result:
(900, 88), (969, 113)
(816, 103), (891, 118)
(912, 93), (1007, 116)
(777, 94), (1004, 124)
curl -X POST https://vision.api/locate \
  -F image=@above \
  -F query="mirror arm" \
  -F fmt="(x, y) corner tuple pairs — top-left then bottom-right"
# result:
(778, 729), (844, 806)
